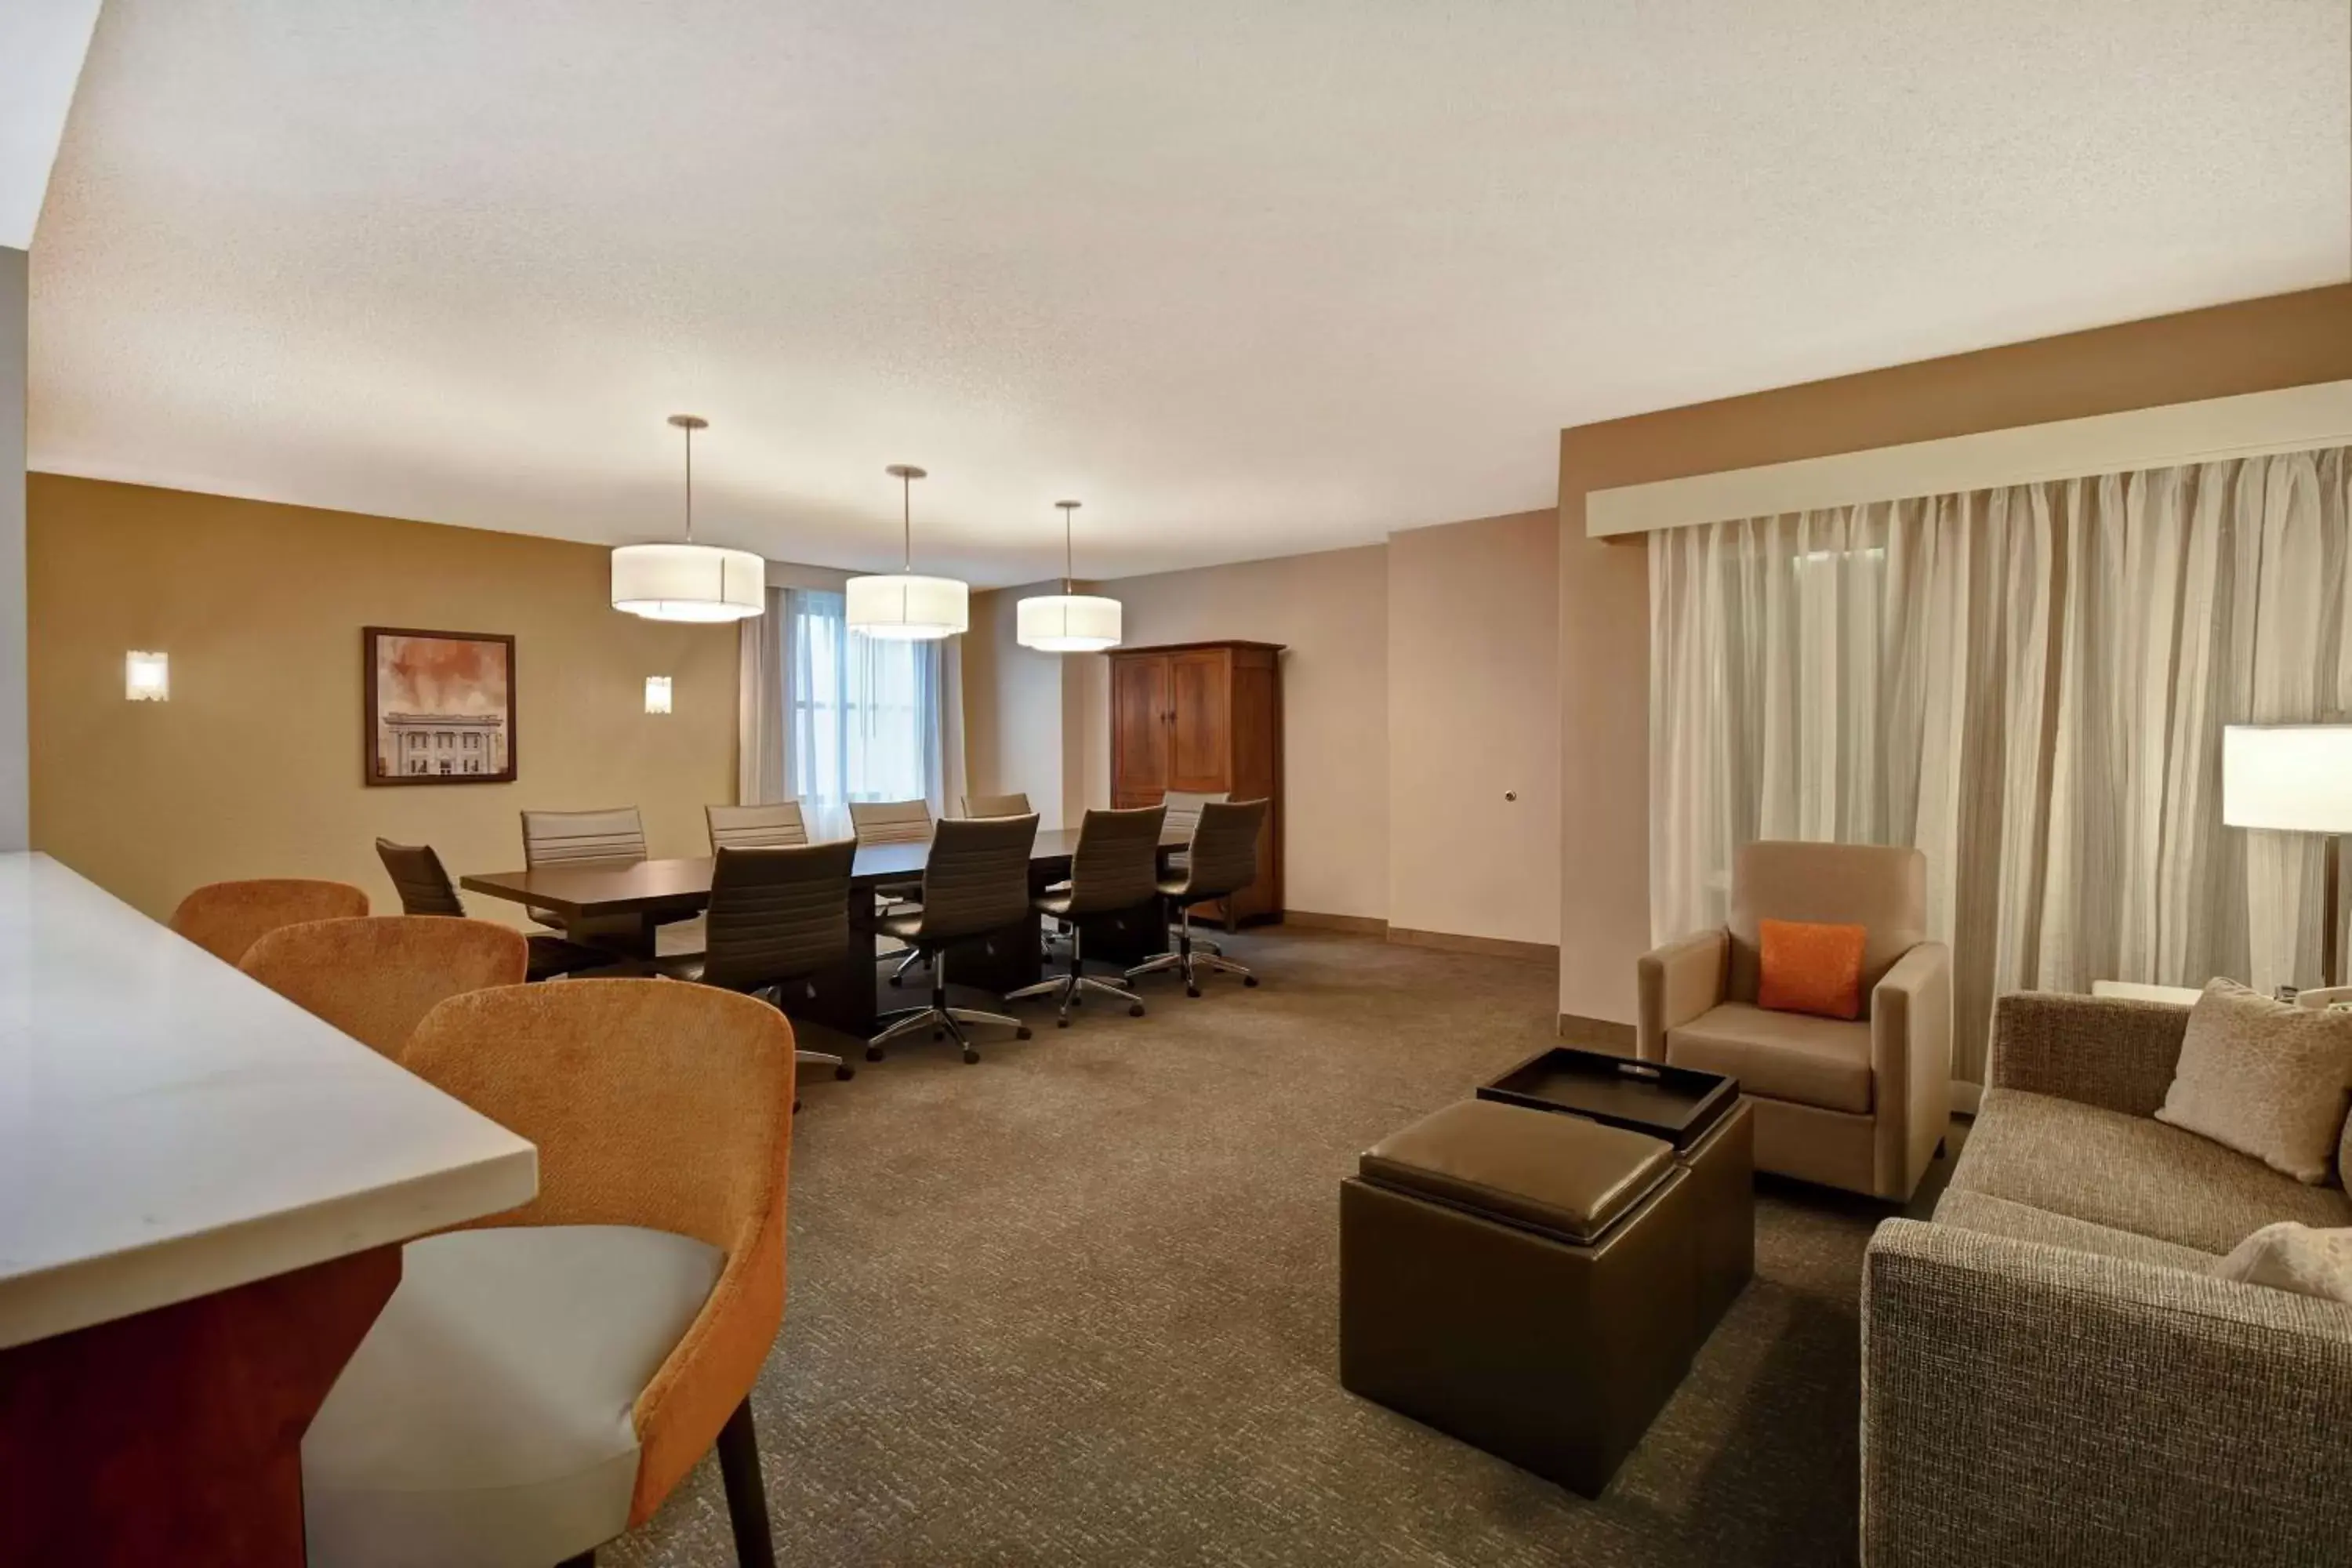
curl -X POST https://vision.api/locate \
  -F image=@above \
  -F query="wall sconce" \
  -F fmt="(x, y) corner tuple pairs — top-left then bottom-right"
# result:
(125, 651), (169, 702)
(644, 676), (673, 715)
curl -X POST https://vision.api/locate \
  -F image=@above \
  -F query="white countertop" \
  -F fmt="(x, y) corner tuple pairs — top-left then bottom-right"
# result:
(0, 854), (538, 1348)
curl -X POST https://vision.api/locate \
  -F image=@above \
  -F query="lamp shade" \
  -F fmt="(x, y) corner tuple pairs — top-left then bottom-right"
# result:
(845, 572), (968, 641)
(2221, 724), (2352, 832)
(611, 543), (764, 622)
(1016, 593), (1122, 653)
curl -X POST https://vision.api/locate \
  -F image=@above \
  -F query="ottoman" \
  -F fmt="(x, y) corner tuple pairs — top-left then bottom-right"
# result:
(1338, 1098), (1700, 1496)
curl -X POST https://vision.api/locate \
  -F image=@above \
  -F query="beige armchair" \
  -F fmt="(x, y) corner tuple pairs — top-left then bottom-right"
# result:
(1636, 840), (1951, 1201)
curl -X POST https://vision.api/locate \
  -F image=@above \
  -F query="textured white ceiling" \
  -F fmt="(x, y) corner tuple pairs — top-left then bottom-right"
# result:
(27, 0), (2351, 586)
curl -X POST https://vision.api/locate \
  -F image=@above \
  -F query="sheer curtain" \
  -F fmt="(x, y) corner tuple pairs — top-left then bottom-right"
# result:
(1651, 445), (2352, 1087)
(747, 587), (964, 841)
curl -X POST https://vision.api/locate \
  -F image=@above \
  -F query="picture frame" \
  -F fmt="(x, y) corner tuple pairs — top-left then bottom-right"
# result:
(362, 626), (517, 786)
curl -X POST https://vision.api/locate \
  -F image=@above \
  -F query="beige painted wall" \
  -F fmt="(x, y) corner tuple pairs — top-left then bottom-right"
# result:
(28, 475), (740, 923)
(961, 580), (1075, 826)
(1049, 544), (1392, 921)
(1556, 282), (2352, 1026)
(1387, 510), (1558, 944)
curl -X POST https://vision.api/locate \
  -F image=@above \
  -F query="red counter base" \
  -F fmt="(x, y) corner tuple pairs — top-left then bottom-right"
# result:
(0, 1245), (401, 1566)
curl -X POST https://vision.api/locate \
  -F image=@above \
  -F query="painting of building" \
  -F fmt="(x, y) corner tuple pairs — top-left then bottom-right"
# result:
(364, 628), (516, 786)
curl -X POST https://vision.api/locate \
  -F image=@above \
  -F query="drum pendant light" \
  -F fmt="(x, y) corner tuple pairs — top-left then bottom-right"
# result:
(610, 415), (765, 622)
(845, 464), (969, 640)
(1016, 501), (1123, 652)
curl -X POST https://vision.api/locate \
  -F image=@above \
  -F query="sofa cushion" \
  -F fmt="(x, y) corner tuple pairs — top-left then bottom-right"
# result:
(1954, 1087), (2352, 1254)
(304, 1223), (723, 1568)
(1933, 1188), (2216, 1272)
(2154, 979), (2352, 1185)
(1667, 1002), (1872, 1115)
(2213, 1221), (2352, 1306)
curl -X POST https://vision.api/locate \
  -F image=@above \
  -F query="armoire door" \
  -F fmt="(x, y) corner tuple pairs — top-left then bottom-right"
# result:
(1112, 654), (1171, 795)
(1167, 648), (1229, 793)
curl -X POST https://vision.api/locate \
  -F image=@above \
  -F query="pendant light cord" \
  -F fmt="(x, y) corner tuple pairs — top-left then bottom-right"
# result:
(902, 472), (913, 573)
(1059, 501), (1079, 592)
(682, 422), (695, 543)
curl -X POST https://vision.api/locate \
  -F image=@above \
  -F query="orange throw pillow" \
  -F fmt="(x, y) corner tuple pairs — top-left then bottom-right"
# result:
(1757, 919), (1867, 1020)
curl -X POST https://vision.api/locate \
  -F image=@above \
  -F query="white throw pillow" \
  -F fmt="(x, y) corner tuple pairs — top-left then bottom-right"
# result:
(2213, 1221), (2352, 1306)
(2153, 979), (2352, 1186)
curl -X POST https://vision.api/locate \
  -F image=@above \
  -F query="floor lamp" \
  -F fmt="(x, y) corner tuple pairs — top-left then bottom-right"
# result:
(2222, 723), (2352, 989)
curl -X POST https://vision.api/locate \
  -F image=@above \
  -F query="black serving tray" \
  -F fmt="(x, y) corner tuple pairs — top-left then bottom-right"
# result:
(1476, 1047), (1737, 1151)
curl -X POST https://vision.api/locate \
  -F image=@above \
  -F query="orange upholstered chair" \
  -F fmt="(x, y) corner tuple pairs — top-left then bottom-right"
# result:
(238, 916), (528, 1059)
(168, 877), (369, 965)
(301, 979), (793, 1568)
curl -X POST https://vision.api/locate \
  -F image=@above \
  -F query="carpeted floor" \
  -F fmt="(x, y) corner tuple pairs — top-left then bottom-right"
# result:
(607, 927), (1952, 1567)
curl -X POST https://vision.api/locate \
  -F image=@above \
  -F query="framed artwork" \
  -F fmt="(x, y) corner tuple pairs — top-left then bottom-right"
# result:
(363, 627), (517, 786)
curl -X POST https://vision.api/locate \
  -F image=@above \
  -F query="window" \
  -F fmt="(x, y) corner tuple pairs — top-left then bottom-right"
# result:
(782, 589), (949, 837)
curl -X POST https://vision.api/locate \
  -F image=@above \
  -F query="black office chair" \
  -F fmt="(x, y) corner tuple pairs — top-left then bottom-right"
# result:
(1007, 806), (1163, 1027)
(374, 837), (620, 982)
(1125, 800), (1269, 997)
(662, 841), (860, 1082)
(858, 813), (1040, 1064)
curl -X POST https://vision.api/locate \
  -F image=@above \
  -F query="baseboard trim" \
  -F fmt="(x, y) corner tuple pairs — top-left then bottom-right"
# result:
(1283, 909), (1388, 936)
(1555, 1012), (1638, 1053)
(1387, 927), (1558, 964)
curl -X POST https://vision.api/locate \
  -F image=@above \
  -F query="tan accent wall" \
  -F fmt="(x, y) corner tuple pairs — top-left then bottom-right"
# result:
(1387, 510), (1558, 946)
(1557, 283), (2352, 1025)
(28, 475), (740, 923)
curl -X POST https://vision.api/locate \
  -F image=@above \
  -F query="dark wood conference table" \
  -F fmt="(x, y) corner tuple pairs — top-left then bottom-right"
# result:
(461, 829), (1179, 1036)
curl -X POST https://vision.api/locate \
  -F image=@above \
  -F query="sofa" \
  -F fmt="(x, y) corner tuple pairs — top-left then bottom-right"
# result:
(1638, 840), (1952, 1201)
(1861, 992), (2352, 1567)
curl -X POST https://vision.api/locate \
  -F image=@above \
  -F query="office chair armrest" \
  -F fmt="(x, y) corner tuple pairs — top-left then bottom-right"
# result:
(1635, 928), (1726, 1061)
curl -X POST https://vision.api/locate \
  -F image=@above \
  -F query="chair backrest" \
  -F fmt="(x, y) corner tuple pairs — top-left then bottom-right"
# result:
(375, 839), (466, 916)
(699, 841), (857, 993)
(521, 807), (648, 868)
(401, 978), (791, 1515)
(1728, 840), (1926, 1007)
(959, 792), (1032, 819)
(169, 877), (370, 964)
(849, 798), (932, 846)
(1177, 800), (1268, 900)
(915, 813), (1040, 942)
(1065, 806), (1167, 916)
(706, 801), (810, 851)
(1161, 789), (1229, 844)
(238, 915), (528, 1058)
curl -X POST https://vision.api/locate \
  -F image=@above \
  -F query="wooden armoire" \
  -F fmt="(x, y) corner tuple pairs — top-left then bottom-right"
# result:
(1107, 639), (1285, 924)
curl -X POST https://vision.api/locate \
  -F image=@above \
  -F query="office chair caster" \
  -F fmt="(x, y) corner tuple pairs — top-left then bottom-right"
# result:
(1243, 975), (1259, 988)
(865, 1044), (886, 1062)
(888, 975), (902, 987)
(1128, 1002), (1145, 1017)
(933, 1028), (944, 1040)
(1185, 983), (1200, 998)
(1017, 1025), (1033, 1039)
(1057, 1016), (1071, 1029)
(835, 1062), (856, 1080)
(962, 1046), (981, 1064)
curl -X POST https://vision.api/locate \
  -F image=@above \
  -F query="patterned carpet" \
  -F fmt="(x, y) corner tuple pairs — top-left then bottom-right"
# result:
(606, 927), (1951, 1567)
